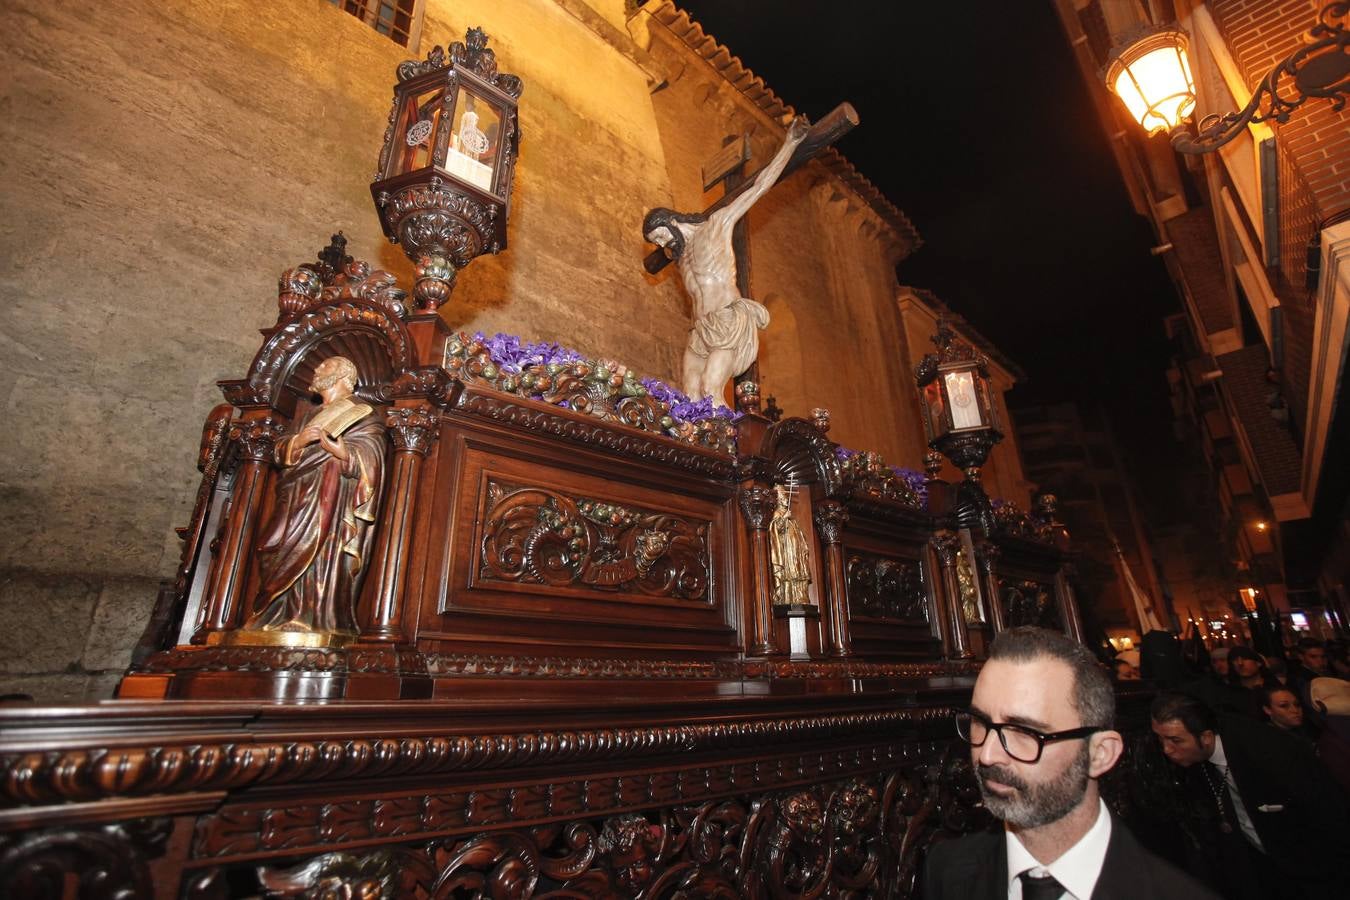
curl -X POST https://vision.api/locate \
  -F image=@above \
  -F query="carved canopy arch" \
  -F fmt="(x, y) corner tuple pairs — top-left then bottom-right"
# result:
(760, 418), (843, 494)
(240, 301), (414, 410)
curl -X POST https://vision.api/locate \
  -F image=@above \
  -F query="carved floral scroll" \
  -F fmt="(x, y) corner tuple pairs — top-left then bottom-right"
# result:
(479, 481), (711, 601)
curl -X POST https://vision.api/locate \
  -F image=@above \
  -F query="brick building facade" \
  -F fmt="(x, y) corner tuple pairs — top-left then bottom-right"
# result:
(1052, 0), (1350, 635)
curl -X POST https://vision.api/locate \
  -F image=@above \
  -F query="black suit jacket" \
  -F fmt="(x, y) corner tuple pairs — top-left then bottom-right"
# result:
(922, 812), (1217, 900)
(1200, 715), (1350, 879)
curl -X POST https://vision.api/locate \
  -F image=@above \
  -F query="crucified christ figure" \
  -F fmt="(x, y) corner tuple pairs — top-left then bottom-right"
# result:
(643, 116), (810, 402)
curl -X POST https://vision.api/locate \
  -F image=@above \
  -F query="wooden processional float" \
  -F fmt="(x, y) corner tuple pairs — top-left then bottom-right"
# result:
(0, 27), (1084, 899)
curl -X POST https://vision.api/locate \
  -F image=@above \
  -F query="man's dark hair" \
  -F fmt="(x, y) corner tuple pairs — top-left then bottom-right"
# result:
(1297, 637), (1325, 653)
(641, 207), (707, 260)
(1150, 692), (1218, 738)
(987, 626), (1115, 728)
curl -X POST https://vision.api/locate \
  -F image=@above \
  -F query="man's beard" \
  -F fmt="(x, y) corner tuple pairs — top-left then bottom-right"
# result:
(977, 744), (1091, 828)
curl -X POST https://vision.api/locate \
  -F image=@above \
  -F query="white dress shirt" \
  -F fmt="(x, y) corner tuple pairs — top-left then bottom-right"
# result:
(1208, 735), (1265, 852)
(1005, 799), (1112, 899)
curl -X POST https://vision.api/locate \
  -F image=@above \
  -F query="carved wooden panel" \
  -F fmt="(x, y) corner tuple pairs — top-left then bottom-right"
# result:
(1001, 578), (1061, 629)
(416, 427), (738, 654)
(846, 551), (928, 624)
(184, 743), (985, 899)
(478, 479), (711, 601)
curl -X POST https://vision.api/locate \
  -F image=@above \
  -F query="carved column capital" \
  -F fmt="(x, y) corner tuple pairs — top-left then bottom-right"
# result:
(739, 486), (777, 530)
(812, 501), (849, 544)
(924, 450), (944, 481)
(386, 405), (439, 454)
(930, 530), (960, 566)
(229, 417), (286, 462)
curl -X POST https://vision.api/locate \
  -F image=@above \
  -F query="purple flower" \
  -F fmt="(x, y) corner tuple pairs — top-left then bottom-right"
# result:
(640, 377), (740, 425)
(835, 445), (859, 462)
(474, 331), (584, 373)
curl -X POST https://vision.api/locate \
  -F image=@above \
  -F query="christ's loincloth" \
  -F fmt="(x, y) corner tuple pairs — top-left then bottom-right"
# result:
(688, 297), (770, 374)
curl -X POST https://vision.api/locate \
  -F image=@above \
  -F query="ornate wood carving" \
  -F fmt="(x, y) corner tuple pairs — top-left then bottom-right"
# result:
(172, 404), (236, 604)
(131, 648), (974, 681)
(383, 365), (458, 405)
(972, 539), (1007, 633)
(760, 418), (843, 495)
(846, 552), (928, 623)
(244, 302), (413, 410)
(1, 709), (961, 809)
(738, 487), (776, 531)
(0, 818), (171, 900)
(454, 391), (736, 478)
(255, 849), (398, 899)
(177, 745), (985, 899)
(813, 500), (848, 546)
(478, 481), (711, 600)
(739, 486), (779, 655)
(1001, 578), (1062, 629)
(814, 501), (852, 658)
(929, 531), (971, 660)
(193, 415), (289, 642)
(364, 403), (440, 643)
(385, 405), (439, 454)
(838, 451), (924, 510)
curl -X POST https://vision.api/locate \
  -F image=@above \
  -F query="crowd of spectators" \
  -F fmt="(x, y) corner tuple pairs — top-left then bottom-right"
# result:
(1124, 635), (1350, 899)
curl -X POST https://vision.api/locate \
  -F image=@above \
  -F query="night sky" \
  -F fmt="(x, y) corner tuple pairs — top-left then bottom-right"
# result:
(674, 1), (1187, 517)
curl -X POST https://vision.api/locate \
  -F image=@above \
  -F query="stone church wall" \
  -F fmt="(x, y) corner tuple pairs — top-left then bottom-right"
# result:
(0, 0), (988, 699)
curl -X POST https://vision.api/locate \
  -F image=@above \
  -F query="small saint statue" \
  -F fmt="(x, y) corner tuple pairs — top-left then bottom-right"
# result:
(643, 116), (810, 402)
(240, 356), (386, 645)
(769, 484), (813, 606)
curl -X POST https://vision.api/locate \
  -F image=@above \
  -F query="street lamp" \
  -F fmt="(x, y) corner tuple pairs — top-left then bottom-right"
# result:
(371, 27), (523, 310)
(1104, 4), (1349, 154)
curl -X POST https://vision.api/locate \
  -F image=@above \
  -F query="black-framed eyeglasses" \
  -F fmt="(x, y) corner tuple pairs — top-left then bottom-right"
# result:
(955, 710), (1102, 763)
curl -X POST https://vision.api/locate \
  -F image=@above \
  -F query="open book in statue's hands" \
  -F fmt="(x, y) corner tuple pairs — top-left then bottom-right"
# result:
(306, 397), (373, 440)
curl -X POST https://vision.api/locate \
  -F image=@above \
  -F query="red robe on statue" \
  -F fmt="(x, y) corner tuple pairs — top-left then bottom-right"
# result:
(244, 408), (386, 636)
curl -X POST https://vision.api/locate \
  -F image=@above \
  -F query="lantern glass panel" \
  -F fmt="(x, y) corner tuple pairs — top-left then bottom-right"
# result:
(922, 380), (948, 440)
(944, 370), (984, 430)
(445, 86), (502, 193)
(1111, 41), (1195, 134)
(393, 85), (449, 176)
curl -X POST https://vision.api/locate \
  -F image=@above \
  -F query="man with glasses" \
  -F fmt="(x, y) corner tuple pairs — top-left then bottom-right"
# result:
(924, 627), (1213, 899)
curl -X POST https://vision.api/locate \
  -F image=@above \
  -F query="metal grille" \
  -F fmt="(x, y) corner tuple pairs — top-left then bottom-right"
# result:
(331, 0), (416, 47)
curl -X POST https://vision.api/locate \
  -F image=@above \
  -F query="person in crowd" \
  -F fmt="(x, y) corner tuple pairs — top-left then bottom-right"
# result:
(1150, 692), (1349, 899)
(1223, 646), (1279, 718)
(1185, 647), (1255, 718)
(1226, 646), (1271, 691)
(1258, 685), (1315, 746)
(1286, 639), (1336, 698)
(1209, 646), (1230, 679)
(1307, 677), (1350, 794)
(1112, 658), (1140, 682)
(924, 627), (1216, 899)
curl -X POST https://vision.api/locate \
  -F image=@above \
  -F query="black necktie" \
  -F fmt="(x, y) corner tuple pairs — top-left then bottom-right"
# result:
(1019, 870), (1064, 900)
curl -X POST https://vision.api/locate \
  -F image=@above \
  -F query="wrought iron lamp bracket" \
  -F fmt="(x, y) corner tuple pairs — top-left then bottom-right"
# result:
(1172, 2), (1348, 154)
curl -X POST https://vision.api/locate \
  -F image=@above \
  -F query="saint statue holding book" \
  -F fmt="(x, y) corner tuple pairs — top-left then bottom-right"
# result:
(240, 356), (386, 644)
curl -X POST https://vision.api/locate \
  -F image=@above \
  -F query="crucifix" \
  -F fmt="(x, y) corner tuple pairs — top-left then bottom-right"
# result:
(642, 103), (859, 406)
